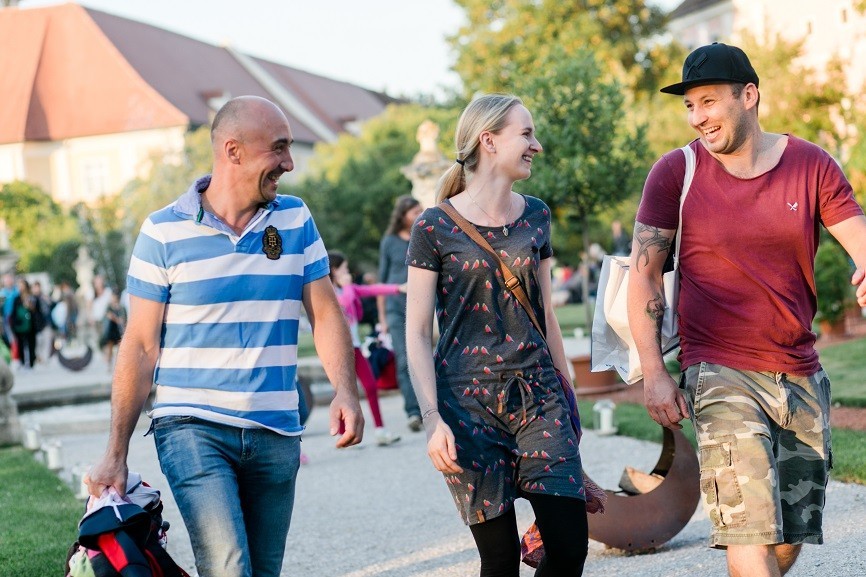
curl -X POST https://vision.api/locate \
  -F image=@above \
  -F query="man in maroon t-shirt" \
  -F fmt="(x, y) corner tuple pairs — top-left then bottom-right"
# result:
(628, 43), (866, 576)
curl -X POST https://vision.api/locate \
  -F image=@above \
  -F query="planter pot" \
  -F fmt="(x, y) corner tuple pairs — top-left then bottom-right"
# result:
(819, 318), (847, 339)
(570, 354), (624, 395)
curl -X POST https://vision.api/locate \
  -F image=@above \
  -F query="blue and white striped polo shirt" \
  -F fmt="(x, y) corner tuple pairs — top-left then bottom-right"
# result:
(127, 175), (329, 435)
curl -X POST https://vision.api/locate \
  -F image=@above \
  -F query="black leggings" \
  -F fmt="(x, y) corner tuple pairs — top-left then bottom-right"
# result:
(469, 493), (588, 577)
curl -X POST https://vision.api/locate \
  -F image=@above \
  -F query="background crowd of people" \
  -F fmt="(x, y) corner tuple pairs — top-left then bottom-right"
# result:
(0, 271), (126, 372)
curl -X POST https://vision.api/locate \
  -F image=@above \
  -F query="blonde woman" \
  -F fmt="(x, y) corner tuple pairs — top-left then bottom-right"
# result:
(406, 94), (588, 576)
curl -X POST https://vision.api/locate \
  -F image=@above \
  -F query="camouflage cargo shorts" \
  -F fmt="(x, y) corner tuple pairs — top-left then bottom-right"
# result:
(682, 362), (832, 548)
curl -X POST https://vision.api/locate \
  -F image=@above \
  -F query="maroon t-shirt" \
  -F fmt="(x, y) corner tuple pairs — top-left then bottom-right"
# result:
(637, 136), (863, 375)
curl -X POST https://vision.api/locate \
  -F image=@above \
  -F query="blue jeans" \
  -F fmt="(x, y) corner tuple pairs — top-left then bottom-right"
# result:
(386, 309), (419, 418)
(153, 416), (301, 577)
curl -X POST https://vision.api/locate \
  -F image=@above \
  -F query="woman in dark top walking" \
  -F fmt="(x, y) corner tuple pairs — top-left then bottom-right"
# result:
(9, 278), (37, 369)
(405, 94), (589, 576)
(378, 195), (424, 431)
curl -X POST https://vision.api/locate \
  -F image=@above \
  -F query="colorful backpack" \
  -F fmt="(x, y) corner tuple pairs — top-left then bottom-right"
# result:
(65, 473), (190, 577)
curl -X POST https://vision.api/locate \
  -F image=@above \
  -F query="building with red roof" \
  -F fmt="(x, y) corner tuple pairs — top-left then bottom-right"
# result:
(0, 2), (394, 204)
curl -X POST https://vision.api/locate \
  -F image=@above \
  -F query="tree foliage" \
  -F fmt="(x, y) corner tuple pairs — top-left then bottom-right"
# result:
(0, 181), (79, 274)
(740, 33), (847, 147)
(520, 50), (652, 322)
(815, 235), (855, 323)
(74, 196), (129, 292)
(121, 126), (213, 239)
(521, 50), (651, 246)
(448, 0), (669, 96)
(293, 103), (459, 270)
(103, 126), (213, 286)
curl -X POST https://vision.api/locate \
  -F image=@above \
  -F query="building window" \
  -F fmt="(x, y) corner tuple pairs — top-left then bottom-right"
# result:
(82, 158), (109, 198)
(841, 8), (848, 23)
(806, 21), (812, 34)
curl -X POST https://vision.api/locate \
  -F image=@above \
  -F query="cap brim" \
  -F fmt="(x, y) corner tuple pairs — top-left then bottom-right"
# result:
(660, 77), (756, 95)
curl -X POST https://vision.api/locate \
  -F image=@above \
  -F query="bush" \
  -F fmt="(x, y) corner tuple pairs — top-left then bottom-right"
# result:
(814, 238), (853, 324)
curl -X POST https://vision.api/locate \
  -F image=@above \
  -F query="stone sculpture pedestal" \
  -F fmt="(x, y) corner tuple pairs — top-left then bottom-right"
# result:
(0, 362), (21, 446)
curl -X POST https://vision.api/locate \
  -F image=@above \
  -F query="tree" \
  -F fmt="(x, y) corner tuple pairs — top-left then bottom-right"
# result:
(740, 33), (847, 146)
(74, 196), (129, 292)
(106, 126), (213, 285)
(0, 181), (79, 273)
(295, 103), (459, 270)
(121, 126), (213, 239)
(448, 0), (668, 96)
(520, 49), (652, 326)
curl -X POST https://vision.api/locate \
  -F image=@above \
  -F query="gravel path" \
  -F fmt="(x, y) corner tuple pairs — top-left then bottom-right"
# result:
(28, 393), (866, 577)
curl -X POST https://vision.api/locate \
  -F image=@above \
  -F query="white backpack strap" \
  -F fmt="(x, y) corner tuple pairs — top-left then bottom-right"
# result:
(673, 144), (696, 270)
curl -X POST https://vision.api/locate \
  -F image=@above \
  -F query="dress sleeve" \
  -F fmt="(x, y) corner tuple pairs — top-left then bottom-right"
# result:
(406, 208), (443, 272)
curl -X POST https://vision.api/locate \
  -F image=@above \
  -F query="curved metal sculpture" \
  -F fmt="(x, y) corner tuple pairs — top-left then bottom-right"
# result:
(587, 427), (700, 552)
(56, 342), (94, 372)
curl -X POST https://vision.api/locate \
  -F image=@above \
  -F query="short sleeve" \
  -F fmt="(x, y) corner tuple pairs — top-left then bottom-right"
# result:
(126, 217), (170, 303)
(537, 199), (553, 260)
(636, 146), (690, 230)
(299, 201), (330, 284)
(817, 151), (864, 227)
(406, 208), (443, 272)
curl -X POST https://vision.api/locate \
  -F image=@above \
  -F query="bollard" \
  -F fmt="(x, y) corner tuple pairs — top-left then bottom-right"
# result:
(23, 424), (42, 451)
(70, 464), (90, 500)
(592, 400), (618, 435)
(44, 440), (63, 472)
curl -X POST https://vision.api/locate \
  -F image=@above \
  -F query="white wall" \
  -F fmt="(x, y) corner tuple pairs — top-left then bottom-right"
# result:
(1, 129), (322, 203)
(668, 0), (866, 93)
(1, 126), (186, 205)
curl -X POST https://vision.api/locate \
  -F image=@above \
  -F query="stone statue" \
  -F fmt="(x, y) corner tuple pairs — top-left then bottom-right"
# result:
(0, 219), (9, 251)
(74, 246), (95, 304)
(413, 120), (442, 164)
(402, 120), (452, 210)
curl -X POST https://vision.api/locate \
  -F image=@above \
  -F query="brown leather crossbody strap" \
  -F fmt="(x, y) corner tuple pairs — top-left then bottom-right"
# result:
(439, 202), (545, 338)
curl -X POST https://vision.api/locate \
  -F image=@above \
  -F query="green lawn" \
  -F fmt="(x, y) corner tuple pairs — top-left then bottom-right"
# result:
(552, 302), (593, 334)
(0, 447), (81, 577)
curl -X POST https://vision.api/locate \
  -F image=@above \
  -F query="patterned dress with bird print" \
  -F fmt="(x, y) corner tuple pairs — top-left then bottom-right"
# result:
(407, 195), (586, 526)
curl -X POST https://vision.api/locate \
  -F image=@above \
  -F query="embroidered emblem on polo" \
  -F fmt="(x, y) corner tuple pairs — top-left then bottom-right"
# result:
(262, 225), (282, 259)
(787, 202), (798, 211)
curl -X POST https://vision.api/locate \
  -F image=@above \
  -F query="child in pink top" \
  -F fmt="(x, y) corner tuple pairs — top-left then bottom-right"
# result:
(329, 251), (404, 446)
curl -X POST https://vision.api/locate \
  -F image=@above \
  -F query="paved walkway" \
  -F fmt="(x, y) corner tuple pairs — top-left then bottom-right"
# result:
(12, 361), (866, 576)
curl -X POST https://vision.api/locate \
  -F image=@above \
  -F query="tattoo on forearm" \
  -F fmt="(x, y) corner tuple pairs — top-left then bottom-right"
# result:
(634, 224), (672, 272)
(645, 293), (665, 345)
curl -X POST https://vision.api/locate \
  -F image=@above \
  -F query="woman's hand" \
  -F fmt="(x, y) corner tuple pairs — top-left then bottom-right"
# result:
(425, 414), (463, 474)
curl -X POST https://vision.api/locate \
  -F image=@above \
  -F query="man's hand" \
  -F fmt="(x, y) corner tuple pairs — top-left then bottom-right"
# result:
(643, 372), (689, 430)
(853, 266), (866, 307)
(329, 390), (364, 448)
(84, 456), (129, 498)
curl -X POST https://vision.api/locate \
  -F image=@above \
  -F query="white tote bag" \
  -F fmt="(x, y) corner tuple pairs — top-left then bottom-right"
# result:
(590, 145), (696, 384)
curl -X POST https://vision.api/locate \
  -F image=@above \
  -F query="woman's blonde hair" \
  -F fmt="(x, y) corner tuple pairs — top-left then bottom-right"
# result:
(435, 94), (523, 204)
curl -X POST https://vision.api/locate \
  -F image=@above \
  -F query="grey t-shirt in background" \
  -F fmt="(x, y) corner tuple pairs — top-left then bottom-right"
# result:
(379, 234), (410, 316)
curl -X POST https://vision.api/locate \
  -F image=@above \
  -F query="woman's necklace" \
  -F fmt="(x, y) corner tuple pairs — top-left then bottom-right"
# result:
(468, 191), (512, 236)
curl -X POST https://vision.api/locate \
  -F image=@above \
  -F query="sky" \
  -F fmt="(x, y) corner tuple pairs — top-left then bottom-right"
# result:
(20, 0), (680, 98)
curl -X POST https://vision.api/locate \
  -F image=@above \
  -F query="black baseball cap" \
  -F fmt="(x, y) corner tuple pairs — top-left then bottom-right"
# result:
(660, 42), (759, 95)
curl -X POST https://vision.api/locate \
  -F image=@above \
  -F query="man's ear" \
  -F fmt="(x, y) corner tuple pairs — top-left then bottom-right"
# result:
(743, 84), (760, 111)
(224, 139), (242, 164)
